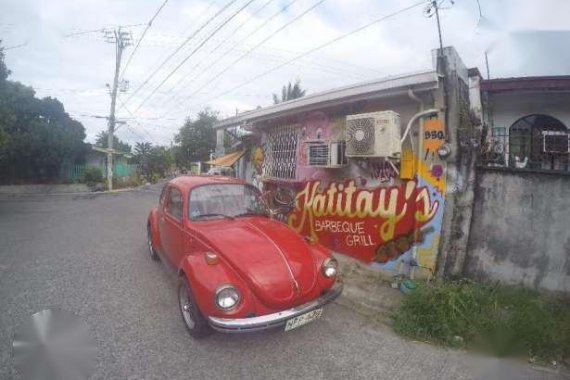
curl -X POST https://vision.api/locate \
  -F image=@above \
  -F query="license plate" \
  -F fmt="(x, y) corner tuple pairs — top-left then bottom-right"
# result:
(284, 308), (323, 331)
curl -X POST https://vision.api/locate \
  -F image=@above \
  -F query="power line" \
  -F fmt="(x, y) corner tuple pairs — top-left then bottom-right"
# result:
(162, 0), (300, 107)
(122, 0), (239, 107)
(165, 0), (327, 115)
(116, 94), (162, 145)
(131, 0), (258, 115)
(174, 0), (426, 116)
(158, 0), (277, 102)
(120, 0), (170, 80)
(4, 41), (29, 50)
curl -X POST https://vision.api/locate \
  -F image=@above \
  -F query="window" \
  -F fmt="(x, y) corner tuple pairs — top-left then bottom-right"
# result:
(508, 114), (568, 170)
(189, 184), (268, 220)
(263, 125), (299, 179)
(482, 114), (569, 171)
(159, 184), (167, 205)
(166, 187), (183, 220)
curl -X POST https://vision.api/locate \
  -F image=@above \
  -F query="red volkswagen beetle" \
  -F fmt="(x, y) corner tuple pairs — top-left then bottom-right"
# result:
(147, 175), (342, 338)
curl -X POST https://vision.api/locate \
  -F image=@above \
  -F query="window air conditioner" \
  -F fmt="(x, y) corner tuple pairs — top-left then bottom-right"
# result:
(345, 111), (401, 158)
(306, 141), (347, 167)
(542, 130), (570, 153)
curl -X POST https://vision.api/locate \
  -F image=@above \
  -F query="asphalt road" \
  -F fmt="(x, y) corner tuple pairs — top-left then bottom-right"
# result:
(0, 185), (566, 380)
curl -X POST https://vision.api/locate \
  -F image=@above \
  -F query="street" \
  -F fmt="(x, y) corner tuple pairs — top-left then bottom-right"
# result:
(0, 185), (565, 380)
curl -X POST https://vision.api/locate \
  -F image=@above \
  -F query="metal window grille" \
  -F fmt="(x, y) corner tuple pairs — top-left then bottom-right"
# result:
(263, 125), (299, 179)
(481, 115), (569, 171)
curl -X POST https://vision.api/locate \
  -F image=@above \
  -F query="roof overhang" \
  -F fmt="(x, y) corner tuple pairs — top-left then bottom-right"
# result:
(205, 150), (245, 167)
(215, 70), (440, 130)
(481, 76), (570, 93)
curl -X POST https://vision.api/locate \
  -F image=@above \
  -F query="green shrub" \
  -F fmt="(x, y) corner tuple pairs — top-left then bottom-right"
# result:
(83, 166), (103, 187)
(393, 280), (570, 363)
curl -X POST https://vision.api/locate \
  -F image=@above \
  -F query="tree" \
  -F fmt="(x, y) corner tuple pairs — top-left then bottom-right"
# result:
(95, 131), (132, 154)
(0, 41), (9, 81)
(133, 141), (174, 182)
(272, 79), (306, 104)
(0, 43), (87, 183)
(174, 108), (218, 167)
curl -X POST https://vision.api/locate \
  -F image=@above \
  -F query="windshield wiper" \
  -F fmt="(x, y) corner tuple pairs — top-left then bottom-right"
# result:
(194, 213), (234, 220)
(234, 212), (269, 218)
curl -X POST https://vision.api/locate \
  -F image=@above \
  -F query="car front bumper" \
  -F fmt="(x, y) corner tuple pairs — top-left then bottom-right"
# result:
(208, 282), (343, 333)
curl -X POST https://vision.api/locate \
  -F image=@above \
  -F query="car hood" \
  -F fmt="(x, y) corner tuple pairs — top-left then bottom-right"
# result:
(192, 217), (318, 310)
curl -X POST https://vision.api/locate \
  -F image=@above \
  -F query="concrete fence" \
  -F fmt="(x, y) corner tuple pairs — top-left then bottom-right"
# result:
(465, 167), (570, 293)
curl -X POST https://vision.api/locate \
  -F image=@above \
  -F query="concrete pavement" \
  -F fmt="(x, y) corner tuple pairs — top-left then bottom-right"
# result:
(0, 185), (567, 379)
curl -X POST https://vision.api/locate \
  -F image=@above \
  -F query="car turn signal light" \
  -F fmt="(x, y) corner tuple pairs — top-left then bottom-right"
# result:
(205, 252), (220, 265)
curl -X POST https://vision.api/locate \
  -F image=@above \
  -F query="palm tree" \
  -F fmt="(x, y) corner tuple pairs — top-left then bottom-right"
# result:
(134, 142), (153, 157)
(272, 79), (306, 104)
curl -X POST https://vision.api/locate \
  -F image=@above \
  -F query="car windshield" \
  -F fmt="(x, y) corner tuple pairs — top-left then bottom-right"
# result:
(189, 183), (269, 220)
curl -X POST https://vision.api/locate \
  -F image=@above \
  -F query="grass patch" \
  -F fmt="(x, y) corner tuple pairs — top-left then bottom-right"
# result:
(392, 279), (570, 363)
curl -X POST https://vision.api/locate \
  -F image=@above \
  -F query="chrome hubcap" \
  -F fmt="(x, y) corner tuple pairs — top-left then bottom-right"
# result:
(179, 286), (195, 329)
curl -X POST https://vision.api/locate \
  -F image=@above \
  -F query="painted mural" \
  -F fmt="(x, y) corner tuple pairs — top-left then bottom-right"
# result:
(254, 110), (447, 277)
(287, 180), (439, 263)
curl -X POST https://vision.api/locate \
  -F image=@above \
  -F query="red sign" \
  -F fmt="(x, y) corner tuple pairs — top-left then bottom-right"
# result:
(288, 180), (439, 263)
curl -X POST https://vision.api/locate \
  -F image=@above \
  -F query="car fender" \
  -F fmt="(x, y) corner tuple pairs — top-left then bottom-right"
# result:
(147, 208), (162, 252)
(309, 243), (338, 289)
(178, 253), (257, 319)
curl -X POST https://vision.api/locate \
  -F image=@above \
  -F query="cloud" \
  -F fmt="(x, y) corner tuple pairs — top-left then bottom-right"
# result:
(2, 0), (568, 146)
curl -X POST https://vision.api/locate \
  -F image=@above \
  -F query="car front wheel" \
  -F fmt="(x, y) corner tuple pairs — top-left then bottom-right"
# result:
(178, 278), (212, 338)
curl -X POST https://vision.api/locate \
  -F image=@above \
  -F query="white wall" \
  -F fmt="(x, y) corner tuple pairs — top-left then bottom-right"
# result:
(488, 91), (570, 130)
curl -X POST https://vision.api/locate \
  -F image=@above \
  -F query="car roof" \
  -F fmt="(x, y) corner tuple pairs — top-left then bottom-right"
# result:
(169, 175), (245, 192)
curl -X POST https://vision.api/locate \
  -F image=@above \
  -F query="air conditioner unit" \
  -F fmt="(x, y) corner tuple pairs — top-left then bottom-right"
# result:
(542, 130), (570, 153)
(345, 111), (401, 158)
(306, 141), (347, 167)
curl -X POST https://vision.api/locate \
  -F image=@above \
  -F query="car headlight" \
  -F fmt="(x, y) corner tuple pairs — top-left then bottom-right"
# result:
(322, 258), (338, 278)
(215, 285), (241, 310)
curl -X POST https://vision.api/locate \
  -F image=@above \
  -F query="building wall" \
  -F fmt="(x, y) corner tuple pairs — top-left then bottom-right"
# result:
(250, 93), (447, 277)
(466, 167), (570, 293)
(486, 91), (570, 131)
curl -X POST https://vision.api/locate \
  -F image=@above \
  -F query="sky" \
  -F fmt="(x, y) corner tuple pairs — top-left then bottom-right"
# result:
(1, 0), (569, 147)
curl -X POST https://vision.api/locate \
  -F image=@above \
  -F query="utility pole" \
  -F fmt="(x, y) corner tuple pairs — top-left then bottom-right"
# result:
(432, 0), (444, 53)
(103, 27), (131, 190)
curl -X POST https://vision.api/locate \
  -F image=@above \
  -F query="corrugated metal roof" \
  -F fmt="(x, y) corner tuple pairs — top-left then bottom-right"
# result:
(214, 70), (440, 129)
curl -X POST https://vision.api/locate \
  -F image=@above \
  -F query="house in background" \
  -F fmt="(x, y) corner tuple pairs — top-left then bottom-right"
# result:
(480, 75), (570, 171)
(214, 47), (470, 280)
(61, 145), (136, 182)
(465, 73), (570, 293)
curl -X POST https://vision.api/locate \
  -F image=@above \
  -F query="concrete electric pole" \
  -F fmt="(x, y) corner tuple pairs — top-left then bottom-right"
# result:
(104, 28), (131, 190)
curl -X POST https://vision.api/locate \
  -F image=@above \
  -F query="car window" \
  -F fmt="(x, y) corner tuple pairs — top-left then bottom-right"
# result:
(159, 184), (167, 205)
(166, 187), (183, 220)
(189, 183), (268, 220)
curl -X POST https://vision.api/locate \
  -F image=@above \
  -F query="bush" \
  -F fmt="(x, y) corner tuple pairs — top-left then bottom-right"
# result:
(83, 166), (103, 187)
(392, 280), (570, 363)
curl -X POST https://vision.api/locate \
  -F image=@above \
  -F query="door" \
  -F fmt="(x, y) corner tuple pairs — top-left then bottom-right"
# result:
(159, 186), (185, 268)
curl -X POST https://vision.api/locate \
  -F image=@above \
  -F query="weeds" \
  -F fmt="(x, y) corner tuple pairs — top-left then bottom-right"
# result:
(392, 279), (570, 363)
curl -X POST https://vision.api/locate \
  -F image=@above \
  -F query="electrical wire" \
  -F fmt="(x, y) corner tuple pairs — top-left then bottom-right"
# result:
(174, 0), (426, 116)
(131, 0), (257, 115)
(158, 0), (277, 102)
(122, 0), (239, 107)
(157, 0), (300, 111)
(164, 0), (327, 115)
(120, 0), (171, 80)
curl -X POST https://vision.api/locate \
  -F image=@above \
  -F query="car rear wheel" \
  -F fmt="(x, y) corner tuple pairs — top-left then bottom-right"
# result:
(147, 224), (159, 261)
(178, 278), (212, 338)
